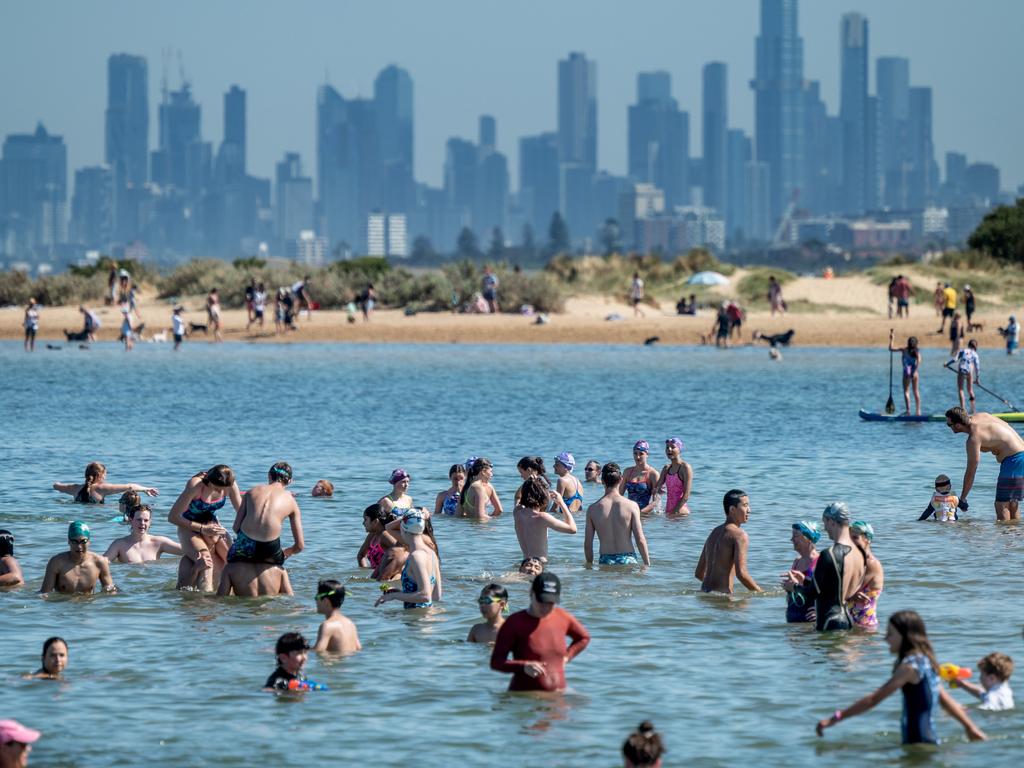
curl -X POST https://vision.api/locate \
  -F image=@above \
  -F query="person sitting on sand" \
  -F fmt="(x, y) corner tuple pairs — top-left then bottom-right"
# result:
(654, 438), (692, 516)
(0, 529), (24, 588)
(29, 637), (68, 680)
(584, 463), (650, 567)
(460, 458), (504, 520)
(888, 331), (922, 416)
(946, 406), (1024, 521)
(781, 521), (820, 623)
(313, 580), (361, 653)
(514, 476), (577, 562)
(311, 479), (334, 497)
(695, 489), (761, 594)
(919, 474), (960, 522)
(434, 464), (466, 516)
(227, 462), (304, 569)
(103, 506), (183, 563)
(41, 522), (116, 594)
(168, 465), (242, 591)
(52, 461), (159, 505)
(467, 583), (508, 645)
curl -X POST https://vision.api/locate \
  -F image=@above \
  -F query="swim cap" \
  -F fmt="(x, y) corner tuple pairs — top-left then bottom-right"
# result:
(554, 452), (575, 471)
(400, 510), (426, 535)
(464, 456), (479, 471)
(821, 502), (851, 525)
(851, 521), (875, 541)
(389, 468), (410, 485)
(633, 440), (649, 454)
(665, 437), (684, 452)
(68, 521), (91, 541)
(792, 521), (821, 543)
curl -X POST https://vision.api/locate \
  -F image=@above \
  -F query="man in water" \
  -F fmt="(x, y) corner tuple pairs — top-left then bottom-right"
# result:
(584, 463), (650, 566)
(946, 407), (1024, 521)
(805, 502), (864, 631)
(490, 572), (590, 692)
(41, 522), (116, 594)
(694, 489), (761, 594)
(225, 461), (304, 569)
(217, 561), (293, 596)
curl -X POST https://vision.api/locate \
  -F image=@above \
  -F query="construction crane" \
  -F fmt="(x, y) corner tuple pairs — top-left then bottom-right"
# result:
(772, 190), (800, 247)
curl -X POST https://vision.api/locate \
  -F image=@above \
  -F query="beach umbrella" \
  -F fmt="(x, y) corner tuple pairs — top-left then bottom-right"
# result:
(687, 271), (730, 286)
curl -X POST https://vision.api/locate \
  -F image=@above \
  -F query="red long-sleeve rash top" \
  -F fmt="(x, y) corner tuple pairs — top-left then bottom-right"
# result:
(489, 607), (591, 691)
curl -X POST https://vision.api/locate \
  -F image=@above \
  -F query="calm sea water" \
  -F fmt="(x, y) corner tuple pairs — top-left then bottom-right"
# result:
(2, 340), (1022, 767)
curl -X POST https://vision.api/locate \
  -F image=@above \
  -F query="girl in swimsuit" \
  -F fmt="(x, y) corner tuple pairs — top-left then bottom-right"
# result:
(513, 456), (549, 506)
(848, 521), (884, 630)
(553, 452), (584, 514)
(655, 438), (692, 516)
(207, 288), (223, 342)
(167, 465), (242, 591)
(781, 521), (820, 623)
(619, 440), (660, 513)
(375, 510), (441, 609)
(379, 469), (413, 517)
(433, 464), (466, 517)
(461, 458), (504, 520)
(817, 610), (986, 744)
(52, 462), (158, 505)
(358, 503), (398, 572)
(889, 330), (922, 416)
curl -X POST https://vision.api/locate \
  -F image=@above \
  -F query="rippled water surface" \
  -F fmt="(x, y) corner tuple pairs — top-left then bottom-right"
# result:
(2, 340), (1023, 767)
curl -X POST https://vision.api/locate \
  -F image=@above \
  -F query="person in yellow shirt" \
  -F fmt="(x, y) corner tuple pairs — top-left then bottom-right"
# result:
(938, 283), (957, 333)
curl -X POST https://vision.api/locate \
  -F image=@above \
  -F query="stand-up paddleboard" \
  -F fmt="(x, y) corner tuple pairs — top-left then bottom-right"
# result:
(859, 409), (1024, 423)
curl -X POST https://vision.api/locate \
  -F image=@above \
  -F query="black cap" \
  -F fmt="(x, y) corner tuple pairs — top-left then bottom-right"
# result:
(531, 572), (561, 604)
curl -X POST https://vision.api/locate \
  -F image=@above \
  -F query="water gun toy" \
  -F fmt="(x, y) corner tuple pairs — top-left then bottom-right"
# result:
(939, 664), (972, 684)
(287, 679), (328, 692)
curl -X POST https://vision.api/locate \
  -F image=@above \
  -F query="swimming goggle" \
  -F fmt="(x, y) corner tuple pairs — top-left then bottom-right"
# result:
(478, 596), (507, 605)
(315, 589), (338, 600)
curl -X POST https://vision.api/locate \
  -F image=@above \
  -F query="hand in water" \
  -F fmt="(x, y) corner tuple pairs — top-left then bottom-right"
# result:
(523, 661), (546, 678)
(815, 719), (830, 737)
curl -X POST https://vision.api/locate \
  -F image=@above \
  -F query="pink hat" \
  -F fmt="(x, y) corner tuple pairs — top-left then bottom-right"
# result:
(0, 720), (41, 744)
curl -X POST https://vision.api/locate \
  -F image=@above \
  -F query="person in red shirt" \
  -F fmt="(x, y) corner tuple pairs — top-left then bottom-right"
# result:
(489, 571), (590, 692)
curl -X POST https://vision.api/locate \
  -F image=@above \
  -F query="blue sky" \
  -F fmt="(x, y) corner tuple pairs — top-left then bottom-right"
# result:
(2, 0), (1020, 192)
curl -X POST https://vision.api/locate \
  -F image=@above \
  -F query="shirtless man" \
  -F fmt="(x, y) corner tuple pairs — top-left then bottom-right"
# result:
(584, 463), (650, 566)
(947, 407), (1024, 521)
(216, 561), (293, 596)
(694, 489), (761, 594)
(514, 476), (577, 562)
(313, 580), (361, 653)
(103, 506), (183, 563)
(41, 522), (116, 594)
(226, 462), (304, 569)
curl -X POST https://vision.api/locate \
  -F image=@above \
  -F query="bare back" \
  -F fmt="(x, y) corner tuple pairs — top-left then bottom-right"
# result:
(237, 483), (299, 541)
(586, 494), (640, 554)
(971, 413), (1024, 461)
(698, 523), (744, 594)
(217, 562), (292, 596)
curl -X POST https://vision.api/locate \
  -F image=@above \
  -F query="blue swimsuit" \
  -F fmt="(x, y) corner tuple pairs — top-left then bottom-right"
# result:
(901, 653), (939, 744)
(441, 492), (460, 516)
(561, 479), (584, 512)
(182, 495), (227, 524)
(625, 480), (652, 509)
(400, 558), (436, 609)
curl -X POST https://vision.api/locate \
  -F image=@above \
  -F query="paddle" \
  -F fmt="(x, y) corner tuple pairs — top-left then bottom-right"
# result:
(943, 361), (1018, 411)
(885, 331), (896, 414)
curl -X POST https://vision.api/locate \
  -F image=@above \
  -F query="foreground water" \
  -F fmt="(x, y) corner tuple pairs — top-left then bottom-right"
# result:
(2, 340), (1022, 767)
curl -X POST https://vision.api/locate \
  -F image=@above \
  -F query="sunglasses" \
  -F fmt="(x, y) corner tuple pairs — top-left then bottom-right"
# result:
(585, 466), (599, 472)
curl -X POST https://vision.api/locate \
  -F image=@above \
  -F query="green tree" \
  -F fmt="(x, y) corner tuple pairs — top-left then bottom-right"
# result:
(487, 227), (505, 258)
(599, 218), (622, 256)
(967, 198), (1024, 264)
(546, 212), (570, 256)
(456, 227), (481, 260)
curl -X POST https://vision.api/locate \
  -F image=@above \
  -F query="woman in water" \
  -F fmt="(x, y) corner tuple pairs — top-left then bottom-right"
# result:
(311, 479), (334, 497)
(622, 721), (665, 768)
(29, 637), (68, 680)
(357, 503), (397, 572)
(889, 330), (922, 416)
(52, 462), (159, 505)
(847, 521), (884, 630)
(434, 464), (466, 517)
(0, 530), (23, 587)
(620, 441), (660, 514)
(103, 506), (183, 564)
(513, 456), (548, 506)
(817, 610), (986, 744)
(461, 458), (505, 520)
(379, 469), (413, 517)
(375, 510), (441, 609)
(655, 438), (692, 516)
(207, 287), (223, 342)
(780, 521), (820, 624)
(23, 297), (39, 352)
(553, 452), (584, 514)
(167, 465), (242, 591)
(513, 475), (577, 562)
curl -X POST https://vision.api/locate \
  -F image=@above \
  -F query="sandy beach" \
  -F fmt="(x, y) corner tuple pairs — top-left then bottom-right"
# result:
(3, 271), (1017, 349)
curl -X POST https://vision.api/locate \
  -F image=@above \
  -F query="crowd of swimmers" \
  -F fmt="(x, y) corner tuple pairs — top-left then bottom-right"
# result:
(4, 408), (1023, 754)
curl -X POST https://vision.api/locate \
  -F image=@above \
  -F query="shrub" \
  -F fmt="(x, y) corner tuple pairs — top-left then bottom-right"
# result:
(736, 268), (796, 304)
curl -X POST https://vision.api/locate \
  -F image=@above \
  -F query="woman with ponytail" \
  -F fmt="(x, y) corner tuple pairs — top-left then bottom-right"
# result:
(622, 721), (664, 767)
(460, 458), (504, 520)
(168, 465), (242, 591)
(53, 462), (158, 505)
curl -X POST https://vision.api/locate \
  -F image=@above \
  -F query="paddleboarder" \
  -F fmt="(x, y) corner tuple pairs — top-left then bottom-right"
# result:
(945, 407), (1024, 521)
(889, 331), (922, 416)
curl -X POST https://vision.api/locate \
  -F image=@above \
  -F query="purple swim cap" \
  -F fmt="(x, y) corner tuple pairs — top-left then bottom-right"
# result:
(665, 437), (684, 452)
(633, 440), (650, 453)
(389, 468), (410, 484)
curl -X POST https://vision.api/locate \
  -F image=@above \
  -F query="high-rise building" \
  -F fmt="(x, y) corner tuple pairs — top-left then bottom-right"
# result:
(628, 72), (690, 209)
(105, 54), (148, 187)
(444, 137), (477, 216)
(876, 56), (910, 205)
(557, 52), (597, 170)
(726, 129), (752, 241)
(945, 151), (967, 195)
(275, 152), (313, 246)
(744, 159), (772, 241)
(151, 83), (201, 193)
(479, 115), (496, 153)
(519, 132), (560, 239)
(219, 85), (246, 182)
(476, 149), (509, 238)
(374, 65), (414, 212)
(751, 0), (805, 223)
(965, 163), (999, 203)
(637, 71), (671, 104)
(0, 123), (68, 253)
(906, 86), (936, 208)
(840, 13), (868, 215)
(71, 166), (113, 248)
(702, 63), (728, 215)
(802, 80), (831, 215)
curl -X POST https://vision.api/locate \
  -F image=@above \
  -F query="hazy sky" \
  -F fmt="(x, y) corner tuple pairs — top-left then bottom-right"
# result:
(2, 0), (1021, 192)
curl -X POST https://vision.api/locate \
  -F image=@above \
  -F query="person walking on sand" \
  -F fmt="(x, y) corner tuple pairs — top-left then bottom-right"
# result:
(482, 265), (500, 313)
(630, 271), (645, 318)
(963, 284), (976, 330)
(889, 331), (922, 416)
(768, 275), (785, 316)
(894, 275), (911, 318)
(933, 282), (944, 318)
(584, 463), (650, 566)
(207, 288), (223, 342)
(938, 282), (957, 333)
(946, 406), (1024, 521)
(694, 489), (761, 594)
(23, 298), (39, 352)
(887, 277), (898, 319)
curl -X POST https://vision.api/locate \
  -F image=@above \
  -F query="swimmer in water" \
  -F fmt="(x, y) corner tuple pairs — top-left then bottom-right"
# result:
(847, 521), (884, 630)
(514, 476), (577, 562)
(619, 441), (660, 514)
(694, 490), (761, 594)
(313, 580), (361, 653)
(116, 490), (143, 522)
(802, 502), (865, 631)
(553, 452), (584, 514)
(583, 460), (602, 485)
(216, 562), (293, 597)
(311, 479), (334, 497)
(40, 522), (117, 594)
(584, 463), (650, 567)
(654, 438), (692, 516)
(374, 509), (440, 582)
(168, 465), (242, 592)
(434, 464), (466, 517)
(622, 720), (666, 768)
(780, 521), (820, 623)
(357, 503), (397, 572)
(0, 529), (24, 588)
(379, 469), (413, 517)
(519, 557), (544, 577)
(817, 610), (986, 744)
(467, 583), (509, 644)
(52, 461), (158, 505)
(460, 458), (505, 520)
(28, 637), (68, 680)
(514, 456), (549, 506)
(226, 461), (304, 571)
(375, 510), (442, 609)
(264, 632), (310, 691)
(103, 506), (183, 564)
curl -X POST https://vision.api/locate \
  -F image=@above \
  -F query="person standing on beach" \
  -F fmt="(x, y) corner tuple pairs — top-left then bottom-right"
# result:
(938, 282), (957, 333)
(207, 288), (223, 342)
(887, 277), (898, 319)
(768, 275), (785, 316)
(955, 339), (981, 413)
(584, 462), (650, 566)
(694, 489), (761, 594)
(712, 302), (731, 348)
(894, 275), (911, 318)
(482, 265), (500, 313)
(171, 305), (186, 350)
(292, 276), (313, 321)
(630, 271), (646, 318)
(889, 331), (922, 416)
(40, 522), (117, 594)
(244, 278), (257, 325)
(963, 284), (976, 330)
(933, 282), (944, 318)
(23, 298), (39, 352)
(79, 305), (100, 341)
(946, 406), (1024, 521)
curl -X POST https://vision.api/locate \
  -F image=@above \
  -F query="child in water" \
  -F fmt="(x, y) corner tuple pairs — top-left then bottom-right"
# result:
(264, 632), (311, 691)
(953, 653), (1015, 711)
(918, 474), (963, 522)
(313, 580), (361, 654)
(467, 583), (508, 644)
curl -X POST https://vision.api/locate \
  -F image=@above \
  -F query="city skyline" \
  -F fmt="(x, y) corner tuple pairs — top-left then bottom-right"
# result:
(2, 0), (1021, 190)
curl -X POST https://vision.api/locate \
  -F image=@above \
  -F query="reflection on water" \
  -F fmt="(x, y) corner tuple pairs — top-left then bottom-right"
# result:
(2, 341), (1023, 766)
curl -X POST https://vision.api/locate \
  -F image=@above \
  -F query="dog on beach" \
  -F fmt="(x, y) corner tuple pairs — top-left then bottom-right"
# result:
(188, 322), (208, 335)
(148, 330), (167, 343)
(64, 328), (89, 342)
(643, 336), (660, 346)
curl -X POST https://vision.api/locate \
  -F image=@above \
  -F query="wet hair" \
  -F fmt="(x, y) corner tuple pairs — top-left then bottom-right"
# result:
(314, 479), (334, 496)
(269, 461), (293, 485)
(317, 579), (346, 609)
(479, 583), (508, 602)
(0, 529), (13, 558)
(448, 464), (466, 479)
(202, 465), (235, 488)
(978, 652), (1014, 682)
(519, 476), (550, 510)
(362, 503), (395, 527)
(622, 721), (665, 767)
(275, 632), (309, 656)
(945, 406), (970, 427)
(42, 636), (67, 670)
(888, 610), (938, 673)
(82, 462), (106, 498)
(127, 504), (152, 521)
(601, 462), (622, 487)
(723, 489), (747, 514)
(460, 457), (493, 506)
(519, 557), (543, 573)
(517, 456), (547, 481)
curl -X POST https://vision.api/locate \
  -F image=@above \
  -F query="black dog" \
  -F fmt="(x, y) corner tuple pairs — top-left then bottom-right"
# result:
(64, 328), (89, 342)
(753, 329), (795, 347)
(188, 322), (208, 335)
(643, 336), (660, 346)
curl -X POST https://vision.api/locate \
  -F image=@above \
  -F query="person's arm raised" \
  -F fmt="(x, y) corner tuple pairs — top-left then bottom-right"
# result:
(95, 482), (158, 498)
(544, 492), (577, 534)
(51, 482), (80, 496)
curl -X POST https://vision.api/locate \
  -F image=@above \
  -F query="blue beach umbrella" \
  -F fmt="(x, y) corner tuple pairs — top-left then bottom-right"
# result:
(687, 271), (730, 286)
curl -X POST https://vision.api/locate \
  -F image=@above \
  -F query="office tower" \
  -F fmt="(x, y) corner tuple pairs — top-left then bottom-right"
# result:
(444, 138), (477, 215)
(726, 129), (752, 241)
(317, 84), (347, 241)
(839, 13), (868, 215)
(0, 123), (68, 251)
(560, 163), (593, 245)
(744, 159), (772, 241)
(751, 0), (805, 222)
(71, 166), (113, 247)
(945, 152), (967, 192)
(476, 148), (509, 238)
(628, 72), (690, 209)
(275, 152), (313, 245)
(702, 63), (727, 215)
(557, 52), (597, 170)
(907, 86), (936, 208)
(105, 54), (148, 187)
(479, 115), (496, 153)
(374, 65), (414, 212)
(865, 95), (881, 209)
(151, 83), (201, 192)
(802, 80), (829, 215)
(965, 163), (999, 203)
(876, 56), (910, 205)
(218, 85), (246, 182)
(824, 115), (844, 212)
(519, 132), (560, 239)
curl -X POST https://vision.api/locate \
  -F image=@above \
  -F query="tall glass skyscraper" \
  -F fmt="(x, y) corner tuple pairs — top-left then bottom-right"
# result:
(840, 13), (868, 215)
(105, 54), (148, 187)
(702, 62), (728, 214)
(557, 52), (597, 171)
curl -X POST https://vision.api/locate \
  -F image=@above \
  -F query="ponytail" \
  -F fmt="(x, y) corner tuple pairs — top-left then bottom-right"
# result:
(622, 721), (665, 767)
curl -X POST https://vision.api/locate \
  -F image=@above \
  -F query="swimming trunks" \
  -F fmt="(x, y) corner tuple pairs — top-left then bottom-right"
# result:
(785, 556), (818, 623)
(599, 551), (639, 565)
(664, 468), (689, 514)
(227, 530), (285, 565)
(182, 494), (227, 524)
(400, 558), (436, 609)
(811, 544), (853, 632)
(901, 653), (939, 744)
(847, 584), (881, 629)
(441, 492), (460, 516)
(625, 479), (652, 509)
(997, 451), (1024, 502)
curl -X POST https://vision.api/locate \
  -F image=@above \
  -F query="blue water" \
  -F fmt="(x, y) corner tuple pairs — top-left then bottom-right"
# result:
(2, 341), (1023, 766)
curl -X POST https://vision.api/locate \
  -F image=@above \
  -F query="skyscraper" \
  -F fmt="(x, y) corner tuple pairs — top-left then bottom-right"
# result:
(628, 72), (690, 209)
(478, 115), (496, 153)
(151, 83), (201, 193)
(907, 86), (937, 208)
(105, 54), (148, 187)
(702, 63), (728, 215)
(0, 123), (68, 251)
(275, 152), (313, 247)
(840, 13), (868, 215)
(71, 166), (113, 248)
(751, 0), (805, 222)
(519, 132), (560, 240)
(726, 129), (752, 241)
(374, 65), (414, 212)
(876, 56), (910, 205)
(637, 71), (671, 103)
(557, 52), (597, 170)
(220, 85), (246, 182)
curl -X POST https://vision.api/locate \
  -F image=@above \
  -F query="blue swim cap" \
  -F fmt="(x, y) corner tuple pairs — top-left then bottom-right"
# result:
(792, 521), (821, 543)
(851, 520), (875, 541)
